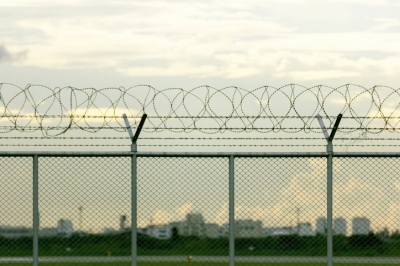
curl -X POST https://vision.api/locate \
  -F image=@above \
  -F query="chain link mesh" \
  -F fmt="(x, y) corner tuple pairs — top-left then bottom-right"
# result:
(38, 157), (131, 262)
(137, 157), (229, 263)
(2, 155), (400, 265)
(235, 157), (327, 263)
(333, 157), (400, 264)
(0, 157), (32, 258)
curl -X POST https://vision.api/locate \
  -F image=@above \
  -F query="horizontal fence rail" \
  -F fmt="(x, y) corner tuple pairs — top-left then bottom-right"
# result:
(1, 152), (400, 266)
(2, 151), (400, 156)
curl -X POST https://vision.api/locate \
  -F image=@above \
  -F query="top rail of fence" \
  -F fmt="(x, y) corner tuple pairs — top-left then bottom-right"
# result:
(1, 151), (400, 157)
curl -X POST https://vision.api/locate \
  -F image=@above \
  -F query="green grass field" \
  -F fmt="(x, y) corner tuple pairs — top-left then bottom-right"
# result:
(4, 263), (400, 266)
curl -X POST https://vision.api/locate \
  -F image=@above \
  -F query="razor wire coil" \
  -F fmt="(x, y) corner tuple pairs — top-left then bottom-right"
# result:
(1, 83), (400, 136)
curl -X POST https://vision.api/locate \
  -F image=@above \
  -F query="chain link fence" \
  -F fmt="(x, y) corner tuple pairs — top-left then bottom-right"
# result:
(1, 153), (400, 265)
(235, 157), (327, 263)
(0, 157), (33, 258)
(333, 157), (400, 264)
(138, 157), (229, 263)
(38, 157), (131, 261)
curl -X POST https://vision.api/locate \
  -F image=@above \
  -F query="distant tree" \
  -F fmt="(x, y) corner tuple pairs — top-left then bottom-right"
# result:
(171, 227), (180, 241)
(349, 233), (382, 249)
(377, 227), (390, 240)
(391, 229), (400, 239)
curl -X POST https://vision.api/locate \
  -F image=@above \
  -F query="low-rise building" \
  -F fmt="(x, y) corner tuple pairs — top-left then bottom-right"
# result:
(147, 224), (171, 239)
(57, 219), (74, 237)
(264, 226), (293, 236)
(298, 222), (314, 236)
(235, 220), (263, 238)
(103, 228), (117, 235)
(204, 223), (220, 238)
(219, 223), (229, 237)
(39, 227), (58, 237)
(0, 226), (33, 238)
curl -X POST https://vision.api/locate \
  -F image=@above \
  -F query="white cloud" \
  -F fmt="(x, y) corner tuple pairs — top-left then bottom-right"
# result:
(147, 203), (195, 225)
(372, 18), (400, 31)
(176, 203), (193, 217)
(1, 0), (400, 82)
(288, 70), (359, 81)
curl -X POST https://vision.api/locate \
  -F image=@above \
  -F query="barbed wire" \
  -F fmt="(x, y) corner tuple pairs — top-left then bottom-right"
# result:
(1, 144), (399, 147)
(1, 83), (400, 137)
(2, 136), (396, 140)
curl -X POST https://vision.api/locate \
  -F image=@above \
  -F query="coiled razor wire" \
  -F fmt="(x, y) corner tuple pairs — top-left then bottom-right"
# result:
(0, 83), (399, 143)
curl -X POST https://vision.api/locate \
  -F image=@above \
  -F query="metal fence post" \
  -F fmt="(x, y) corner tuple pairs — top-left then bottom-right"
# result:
(131, 152), (137, 266)
(229, 155), (235, 266)
(33, 155), (39, 266)
(124, 113), (146, 266)
(327, 141), (333, 266)
(317, 113), (342, 266)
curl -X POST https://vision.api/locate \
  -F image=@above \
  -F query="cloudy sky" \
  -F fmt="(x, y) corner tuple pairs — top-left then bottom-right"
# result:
(1, 0), (400, 89)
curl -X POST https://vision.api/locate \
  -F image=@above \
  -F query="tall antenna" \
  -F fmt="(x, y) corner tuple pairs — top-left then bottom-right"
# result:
(78, 206), (83, 232)
(296, 207), (300, 234)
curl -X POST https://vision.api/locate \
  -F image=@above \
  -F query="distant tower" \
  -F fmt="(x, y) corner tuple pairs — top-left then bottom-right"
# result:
(316, 217), (327, 235)
(296, 207), (301, 234)
(185, 213), (205, 237)
(78, 206), (83, 231)
(334, 217), (347, 235)
(120, 215), (127, 231)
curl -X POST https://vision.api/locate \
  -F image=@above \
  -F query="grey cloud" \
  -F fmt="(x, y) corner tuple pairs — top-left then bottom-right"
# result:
(0, 44), (27, 64)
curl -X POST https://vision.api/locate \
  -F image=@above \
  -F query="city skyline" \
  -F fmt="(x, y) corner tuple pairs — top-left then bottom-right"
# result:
(2, 156), (399, 234)
(0, 212), (374, 239)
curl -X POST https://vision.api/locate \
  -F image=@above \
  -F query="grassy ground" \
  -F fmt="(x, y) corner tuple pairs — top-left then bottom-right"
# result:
(3, 263), (400, 266)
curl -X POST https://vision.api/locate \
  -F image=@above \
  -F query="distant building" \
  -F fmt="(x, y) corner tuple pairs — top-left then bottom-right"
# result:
(334, 217), (347, 235)
(219, 220), (263, 238)
(39, 227), (58, 237)
(235, 220), (263, 238)
(57, 219), (74, 236)
(219, 223), (229, 237)
(316, 217), (327, 235)
(0, 226), (33, 238)
(352, 217), (370, 235)
(147, 224), (171, 239)
(264, 226), (293, 236)
(181, 213), (205, 237)
(204, 223), (220, 238)
(298, 222), (314, 236)
(103, 228), (117, 234)
(169, 221), (184, 235)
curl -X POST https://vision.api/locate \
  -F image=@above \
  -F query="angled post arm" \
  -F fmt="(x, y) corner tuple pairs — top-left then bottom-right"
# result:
(123, 113), (147, 152)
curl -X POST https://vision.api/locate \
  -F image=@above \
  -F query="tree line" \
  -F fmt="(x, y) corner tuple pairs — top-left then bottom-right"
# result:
(0, 230), (398, 257)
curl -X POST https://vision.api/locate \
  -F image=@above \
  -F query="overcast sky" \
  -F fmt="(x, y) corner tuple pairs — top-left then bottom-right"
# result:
(1, 0), (400, 88)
